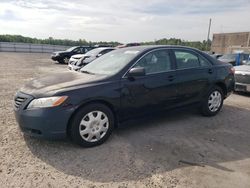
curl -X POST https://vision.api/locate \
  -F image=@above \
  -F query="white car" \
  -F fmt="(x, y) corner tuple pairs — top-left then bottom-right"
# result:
(68, 54), (86, 65)
(68, 47), (115, 71)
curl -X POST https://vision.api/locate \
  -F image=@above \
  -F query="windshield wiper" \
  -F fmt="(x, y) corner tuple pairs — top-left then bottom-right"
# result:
(80, 70), (95, 75)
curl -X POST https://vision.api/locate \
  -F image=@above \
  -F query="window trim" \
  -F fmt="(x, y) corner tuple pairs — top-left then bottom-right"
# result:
(122, 48), (174, 78)
(198, 54), (212, 68)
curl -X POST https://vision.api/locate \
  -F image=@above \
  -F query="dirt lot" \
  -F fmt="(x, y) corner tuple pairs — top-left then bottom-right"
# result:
(0, 52), (250, 188)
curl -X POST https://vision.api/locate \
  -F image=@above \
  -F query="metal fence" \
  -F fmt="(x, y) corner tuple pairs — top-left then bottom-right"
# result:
(0, 42), (70, 53)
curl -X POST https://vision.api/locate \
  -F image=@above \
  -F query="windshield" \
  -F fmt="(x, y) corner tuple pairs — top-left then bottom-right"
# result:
(84, 48), (104, 56)
(219, 54), (236, 60)
(66, 47), (77, 52)
(80, 49), (141, 75)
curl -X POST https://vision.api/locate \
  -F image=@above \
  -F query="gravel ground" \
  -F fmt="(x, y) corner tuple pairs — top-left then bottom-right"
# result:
(0, 52), (250, 188)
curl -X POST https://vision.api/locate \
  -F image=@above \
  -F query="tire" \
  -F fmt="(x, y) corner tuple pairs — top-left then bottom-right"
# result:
(63, 57), (69, 64)
(58, 59), (64, 64)
(201, 86), (224, 116)
(70, 103), (114, 147)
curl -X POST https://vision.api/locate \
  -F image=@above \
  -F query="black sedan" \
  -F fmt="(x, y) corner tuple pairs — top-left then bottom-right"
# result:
(68, 47), (115, 71)
(14, 46), (235, 147)
(234, 60), (250, 93)
(51, 46), (94, 64)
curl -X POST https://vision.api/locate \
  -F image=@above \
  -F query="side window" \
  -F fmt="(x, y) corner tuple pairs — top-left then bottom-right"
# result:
(134, 50), (173, 74)
(99, 49), (112, 55)
(85, 48), (90, 53)
(73, 48), (81, 53)
(174, 50), (200, 69)
(199, 55), (211, 67)
(104, 49), (114, 54)
(80, 47), (88, 53)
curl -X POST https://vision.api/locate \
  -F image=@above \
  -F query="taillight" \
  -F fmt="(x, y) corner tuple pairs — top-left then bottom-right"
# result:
(230, 67), (235, 74)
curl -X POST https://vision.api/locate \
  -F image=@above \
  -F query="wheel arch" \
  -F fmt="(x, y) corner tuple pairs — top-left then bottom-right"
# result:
(215, 82), (227, 97)
(66, 100), (118, 138)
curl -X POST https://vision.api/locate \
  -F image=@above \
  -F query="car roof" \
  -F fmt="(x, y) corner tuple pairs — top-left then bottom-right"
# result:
(117, 45), (203, 53)
(115, 45), (218, 65)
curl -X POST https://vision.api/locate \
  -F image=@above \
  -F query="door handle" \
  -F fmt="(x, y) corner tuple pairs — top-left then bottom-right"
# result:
(208, 69), (213, 74)
(168, 75), (175, 81)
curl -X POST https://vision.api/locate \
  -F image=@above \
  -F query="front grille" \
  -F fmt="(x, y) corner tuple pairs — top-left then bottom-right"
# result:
(14, 96), (27, 109)
(235, 74), (250, 84)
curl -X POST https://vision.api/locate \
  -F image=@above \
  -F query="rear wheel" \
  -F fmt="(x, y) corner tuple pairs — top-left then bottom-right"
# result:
(201, 86), (224, 116)
(70, 103), (114, 147)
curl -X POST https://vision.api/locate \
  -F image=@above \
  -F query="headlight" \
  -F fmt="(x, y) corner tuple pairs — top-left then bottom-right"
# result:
(27, 96), (68, 109)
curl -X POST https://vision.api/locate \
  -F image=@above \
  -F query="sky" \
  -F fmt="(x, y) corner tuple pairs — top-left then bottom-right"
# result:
(0, 0), (250, 43)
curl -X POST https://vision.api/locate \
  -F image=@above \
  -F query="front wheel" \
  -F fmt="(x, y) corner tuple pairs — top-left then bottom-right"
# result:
(57, 59), (64, 64)
(70, 103), (114, 147)
(201, 86), (224, 116)
(63, 57), (69, 64)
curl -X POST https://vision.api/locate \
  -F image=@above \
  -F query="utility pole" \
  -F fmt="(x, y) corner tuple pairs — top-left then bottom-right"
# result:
(207, 18), (212, 51)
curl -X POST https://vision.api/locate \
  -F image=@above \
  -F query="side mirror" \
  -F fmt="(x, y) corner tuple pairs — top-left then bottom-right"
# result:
(242, 60), (247, 64)
(127, 67), (146, 78)
(97, 53), (102, 57)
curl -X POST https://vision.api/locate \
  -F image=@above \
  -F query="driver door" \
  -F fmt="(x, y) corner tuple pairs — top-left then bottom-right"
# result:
(120, 49), (178, 120)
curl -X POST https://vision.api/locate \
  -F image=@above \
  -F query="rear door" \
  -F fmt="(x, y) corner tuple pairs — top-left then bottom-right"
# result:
(120, 49), (178, 119)
(173, 49), (214, 105)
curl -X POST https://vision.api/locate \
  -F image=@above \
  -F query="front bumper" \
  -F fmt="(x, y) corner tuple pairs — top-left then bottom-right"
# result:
(14, 92), (75, 139)
(68, 59), (78, 65)
(51, 55), (61, 61)
(235, 83), (250, 93)
(68, 63), (81, 71)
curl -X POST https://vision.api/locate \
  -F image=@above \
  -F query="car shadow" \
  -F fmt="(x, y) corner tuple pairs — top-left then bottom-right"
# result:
(234, 91), (250, 97)
(24, 105), (250, 183)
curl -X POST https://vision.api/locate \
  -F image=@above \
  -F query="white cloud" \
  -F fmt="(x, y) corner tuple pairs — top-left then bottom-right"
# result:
(0, 0), (250, 42)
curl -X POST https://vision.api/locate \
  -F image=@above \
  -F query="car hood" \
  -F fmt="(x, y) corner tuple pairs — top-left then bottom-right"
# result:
(71, 54), (85, 59)
(20, 71), (107, 97)
(235, 65), (250, 73)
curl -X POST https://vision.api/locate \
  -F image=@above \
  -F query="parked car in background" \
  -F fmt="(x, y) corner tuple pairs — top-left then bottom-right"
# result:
(51, 46), (94, 64)
(234, 60), (250, 93)
(68, 54), (86, 66)
(210, 53), (223, 59)
(68, 47), (115, 71)
(94, 44), (113, 48)
(116, 43), (140, 48)
(218, 53), (249, 66)
(14, 46), (235, 147)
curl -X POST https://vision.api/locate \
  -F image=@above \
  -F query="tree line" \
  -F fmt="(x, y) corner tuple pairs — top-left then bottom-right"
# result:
(0, 35), (120, 47)
(0, 34), (211, 51)
(141, 38), (211, 51)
